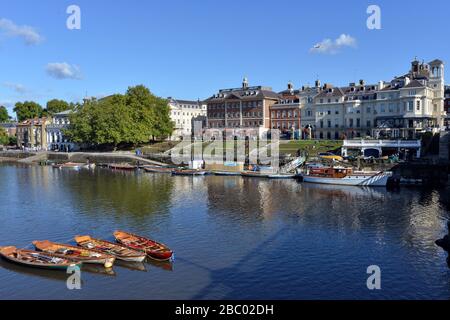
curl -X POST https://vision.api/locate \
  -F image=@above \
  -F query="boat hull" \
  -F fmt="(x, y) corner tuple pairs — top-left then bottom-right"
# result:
(0, 247), (82, 271)
(172, 170), (206, 176)
(267, 174), (297, 179)
(213, 171), (241, 176)
(302, 173), (391, 187)
(114, 231), (173, 261)
(33, 241), (116, 266)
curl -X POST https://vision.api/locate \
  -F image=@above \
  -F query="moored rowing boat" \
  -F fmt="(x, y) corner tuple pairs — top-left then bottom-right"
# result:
(114, 230), (173, 261)
(172, 169), (207, 176)
(0, 246), (81, 271)
(33, 240), (115, 267)
(109, 163), (136, 171)
(74, 235), (146, 262)
(241, 171), (269, 178)
(144, 166), (176, 173)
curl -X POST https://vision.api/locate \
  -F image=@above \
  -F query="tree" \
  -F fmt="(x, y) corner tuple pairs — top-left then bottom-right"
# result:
(125, 85), (173, 141)
(14, 101), (43, 122)
(0, 106), (10, 122)
(65, 85), (174, 149)
(0, 128), (8, 145)
(46, 99), (70, 115)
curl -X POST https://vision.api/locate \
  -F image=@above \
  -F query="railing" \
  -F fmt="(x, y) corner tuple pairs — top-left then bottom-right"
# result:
(343, 139), (421, 148)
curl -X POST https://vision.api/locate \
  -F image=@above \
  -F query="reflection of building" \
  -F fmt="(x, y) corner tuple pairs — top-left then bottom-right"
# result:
(168, 98), (207, 140)
(0, 122), (17, 137)
(16, 117), (50, 150)
(204, 78), (279, 137)
(46, 110), (78, 152)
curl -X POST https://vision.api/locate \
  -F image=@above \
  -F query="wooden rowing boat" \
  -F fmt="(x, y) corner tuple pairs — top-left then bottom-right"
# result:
(109, 163), (136, 171)
(113, 230), (173, 261)
(74, 235), (146, 262)
(33, 240), (115, 268)
(0, 246), (82, 271)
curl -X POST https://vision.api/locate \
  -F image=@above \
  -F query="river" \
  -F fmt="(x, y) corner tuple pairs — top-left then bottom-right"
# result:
(0, 163), (449, 299)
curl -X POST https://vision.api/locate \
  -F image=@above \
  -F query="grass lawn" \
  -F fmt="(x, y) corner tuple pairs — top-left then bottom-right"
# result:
(279, 140), (343, 156)
(139, 139), (343, 158)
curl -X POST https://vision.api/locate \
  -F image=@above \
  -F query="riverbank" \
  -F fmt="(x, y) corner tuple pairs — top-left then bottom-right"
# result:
(0, 150), (166, 166)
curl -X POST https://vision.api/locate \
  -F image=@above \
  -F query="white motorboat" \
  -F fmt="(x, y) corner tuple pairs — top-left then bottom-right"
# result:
(301, 166), (392, 187)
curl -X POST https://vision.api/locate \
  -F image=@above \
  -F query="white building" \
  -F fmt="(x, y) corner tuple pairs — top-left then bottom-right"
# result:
(168, 98), (207, 140)
(297, 58), (445, 140)
(46, 110), (79, 152)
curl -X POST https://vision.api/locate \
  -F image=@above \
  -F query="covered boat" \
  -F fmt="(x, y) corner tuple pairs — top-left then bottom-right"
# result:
(144, 166), (176, 173)
(74, 235), (146, 262)
(172, 169), (207, 176)
(33, 240), (115, 267)
(301, 166), (392, 187)
(114, 230), (173, 261)
(240, 171), (269, 178)
(109, 163), (136, 171)
(0, 246), (81, 271)
(213, 171), (242, 176)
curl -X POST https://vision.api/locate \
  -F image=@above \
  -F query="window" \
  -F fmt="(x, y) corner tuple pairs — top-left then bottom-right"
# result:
(380, 104), (386, 113)
(320, 99), (324, 103)
(416, 101), (421, 111)
(356, 118), (360, 128)
(327, 120), (331, 128)
(349, 119), (354, 127)
(320, 120), (324, 128)
(367, 120), (371, 128)
(408, 101), (414, 112)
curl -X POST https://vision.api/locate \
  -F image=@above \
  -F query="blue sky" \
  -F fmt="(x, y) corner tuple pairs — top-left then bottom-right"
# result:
(0, 0), (448, 118)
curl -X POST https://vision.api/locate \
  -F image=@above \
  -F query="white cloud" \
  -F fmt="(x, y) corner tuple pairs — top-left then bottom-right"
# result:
(310, 34), (357, 54)
(46, 62), (83, 80)
(0, 18), (43, 45)
(3, 82), (28, 94)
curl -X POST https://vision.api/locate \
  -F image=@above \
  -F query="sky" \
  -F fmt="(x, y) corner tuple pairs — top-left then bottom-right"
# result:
(0, 0), (449, 119)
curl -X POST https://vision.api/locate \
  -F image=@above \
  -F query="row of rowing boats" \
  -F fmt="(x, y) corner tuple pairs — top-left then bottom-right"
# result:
(0, 231), (173, 271)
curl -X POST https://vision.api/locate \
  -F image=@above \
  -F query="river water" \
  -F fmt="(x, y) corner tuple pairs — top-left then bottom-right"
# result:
(0, 163), (449, 300)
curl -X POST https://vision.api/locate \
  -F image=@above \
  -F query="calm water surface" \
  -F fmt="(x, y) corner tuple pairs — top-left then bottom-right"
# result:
(0, 163), (449, 300)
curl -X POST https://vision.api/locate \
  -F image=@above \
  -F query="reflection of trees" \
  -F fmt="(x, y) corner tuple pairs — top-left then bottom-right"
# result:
(53, 168), (174, 224)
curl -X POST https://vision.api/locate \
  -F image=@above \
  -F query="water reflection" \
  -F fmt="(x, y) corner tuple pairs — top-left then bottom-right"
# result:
(1, 164), (449, 299)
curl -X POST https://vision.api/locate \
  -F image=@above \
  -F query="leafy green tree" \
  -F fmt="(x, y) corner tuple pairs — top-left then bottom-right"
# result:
(125, 85), (173, 141)
(0, 128), (8, 145)
(45, 99), (70, 115)
(65, 85), (174, 149)
(8, 135), (17, 146)
(14, 101), (43, 122)
(0, 106), (10, 122)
